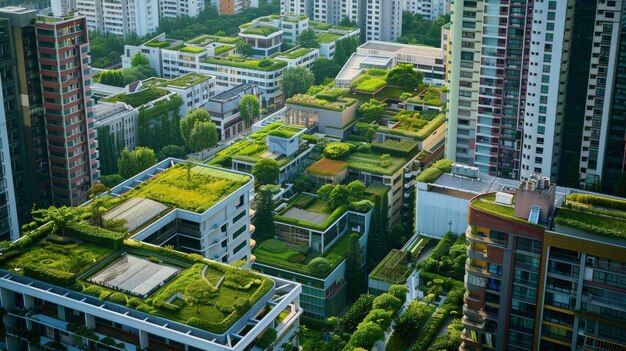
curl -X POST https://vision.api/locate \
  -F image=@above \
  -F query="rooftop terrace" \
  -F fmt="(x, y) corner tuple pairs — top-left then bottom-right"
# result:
(201, 57), (288, 71)
(274, 193), (349, 231)
(103, 87), (170, 108)
(555, 193), (626, 240)
(242, 26), (281, 37)
(369, 249), (412, 284)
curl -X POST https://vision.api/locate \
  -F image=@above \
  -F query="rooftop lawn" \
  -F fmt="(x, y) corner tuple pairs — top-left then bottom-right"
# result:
(178, 46), (206, 54)
(347, 151), (408, 176)
(316, 32), (342, 44)
(267, 125), (304, 138)
(253, 232), (356, 277)
(306, 157), (348, 176)
(164, 73), (210, 88)
(470, 193), (543, 228)
(202, 57), (288, 72)
(355, 77), (387, 93)
(103, 87), (169, 108)
(242, 26), (280, 36)
(369, 249), (412, 284)
(274, 193), (349, 231)
(555, 194), (626, 240)
(122, 164), (249, 213)
(287, 94), (358, 111)
(145, 41), (171, 48)
(309, 21), (332, 30)
(214, 45), (235, 55)
(279, 48), (312, 59)
(376, 113), (446, 141)
(187, 34), (240, 45)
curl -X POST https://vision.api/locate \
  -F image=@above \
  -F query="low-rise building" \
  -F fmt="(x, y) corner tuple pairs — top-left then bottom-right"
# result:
(93, 101), (139, 151)
(275, 47), (319, 68)
(145, 73), (217, 115)
(206, 84), (262, 141)
(0, 158), (302, 351)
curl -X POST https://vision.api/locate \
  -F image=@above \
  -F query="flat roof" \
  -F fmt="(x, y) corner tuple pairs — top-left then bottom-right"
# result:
(102, 197), (169, 232)
(210, 84), (255, 102)
(358, 40), (443, 58)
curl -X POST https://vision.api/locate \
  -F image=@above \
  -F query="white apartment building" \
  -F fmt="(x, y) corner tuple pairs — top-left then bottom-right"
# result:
(280, 0), (310, 16)
(51, 0), (77, 16)
(77, 0), (159, 38)
(364, 0), (402, 42)
(0, 77), (19, 242)
(402, 0), (449, 20)
(93, 101), (139, 151)
(159, 0), (204, 18)
(206, 84), (262, 140)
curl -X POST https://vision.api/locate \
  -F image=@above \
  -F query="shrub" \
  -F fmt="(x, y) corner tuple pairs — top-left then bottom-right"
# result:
(363, 309), (393, 330)
(350, 200), (374, 213)
(395, 301), (433, 339)
(108, 293), (128, 305)
(372, 293), (402, 311)
(154, 299), (180, 312)
(23, 264), (76, 287)
(256, 328), (277, 349)
(287, 253), (306, 263)
(349, 321), (385, 350)
(65, 222), (125, 248)
(371, 140), (418, 157)
(308, 257), (332, 275)
(324, 142), (352, 160)
(83, 286), (103, 297)
(410, 287), (465, 351)
(337, 294), (375, 334)
(136, 304), (156, 314)
(389, 285), (409, 302)
(317, 88), (349, 102)
(357, 144), (371, 153)
(262, 239), (288, 253)
(432, 159), (454, 173)
(355, 77), (387, 92)
(416, 167), (443, 183)
(128, 297), (143, 308)
(317, 184), (335, 200)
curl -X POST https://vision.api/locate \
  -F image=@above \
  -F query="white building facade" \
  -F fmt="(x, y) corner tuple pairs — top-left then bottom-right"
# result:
(402, 0), (449, 20)
(0, 77), (20, 241)
(77, 0), (159, 38)
(364, 0), (402, 42)
(93, 101), (139, 151)
(159, 0), (205, 18)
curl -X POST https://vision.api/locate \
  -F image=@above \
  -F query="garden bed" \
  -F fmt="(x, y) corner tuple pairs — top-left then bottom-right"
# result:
(347, 152), (408, 176)
(274, 194), (348, 230)
(103, 88), (169, 108)
(306, 158), (348, 177)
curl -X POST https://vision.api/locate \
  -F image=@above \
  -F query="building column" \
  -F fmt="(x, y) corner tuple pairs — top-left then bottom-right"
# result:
(85, 313), (96, 329)
(1, 288), (20, 350)
(23, 295), (34, 330)
(139, 330), (149, 350)
(57, 305), (66, 321)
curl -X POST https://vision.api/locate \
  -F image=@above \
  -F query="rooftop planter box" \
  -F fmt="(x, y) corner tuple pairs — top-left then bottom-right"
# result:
(202, 57), (287, 72)
(214, 45), (234, 56)
(187, 34), (239, 45)
(145, 41), (170, 48)
(316, 32), (342, 44)
(242, 26), (280, 37)
(178, 46), (205, 54)
(279, 48), (312, 60)
(164, 73), (210, 88)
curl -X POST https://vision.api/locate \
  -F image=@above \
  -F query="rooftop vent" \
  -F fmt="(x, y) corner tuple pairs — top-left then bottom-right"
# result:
(495, 192), (514, 205)
(451, 163), (480, 179)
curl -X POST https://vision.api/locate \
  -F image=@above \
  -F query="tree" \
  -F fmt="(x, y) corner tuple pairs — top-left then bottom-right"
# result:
(293, 173), (313, 192)
(310, 58), (341, 85)
(367, 196), (388, 269)
(323, 142), (351, 159)
(235, 38), (254, 57)
(99, 174), (125, 188)
(308, 257), (332, 275)
(385, 64), (423, 90)
(297, 29), (319, 48)
(347, 180), (365, 199)
(180, 108), (211, 146)
(239, 94), (260, 128)
(345, 233), (365, 300)
(358, 99), (386, 121)
(339, 16), (357, 27)
(395, 301), (431, 338)
(281, 66), (315, 99)
(31, 206), (78, 237)
(252, 158), (280, 186)
(328, 185), (349, 210)
(256, 328), (277, 349)
(333, 36), (360, 66)
(117, 147), (157, 178)
(185, 282), (212, 313)
(188, 120), (218, 157)
(131, 52), (150, 67)
(365, 128), (375, 143)
(89, 183), (110, 199)
(157, 144), (186, 160)
(254, 186), (276, 241)
(317, 184), (335, 201)
(398, 13), (450, 47)
(350, 322), (384, 350)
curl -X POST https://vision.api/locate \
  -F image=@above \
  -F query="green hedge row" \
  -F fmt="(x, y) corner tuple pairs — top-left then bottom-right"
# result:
(410, 286), (464, 351)
(371, 140), (418, 157)
(567, 193), (626, 211)
(23, 264), (76, 287)
(66, 223), (125, 248)
(419, 272), (464, 291)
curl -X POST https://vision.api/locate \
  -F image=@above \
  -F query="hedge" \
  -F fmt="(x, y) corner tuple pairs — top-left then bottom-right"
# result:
(409, 286), (464, 351)
(108, 292), (128, 305)
(432, 159), (454, 173)
(66, 222), (125, 248)
(416, 167), (442, 183)
(419, 272), (464, 291)
(343, 292), (403, 351)
(566, 193), (626, 211)
(23, 264), (76, 287)
(371, 140), (418, 157)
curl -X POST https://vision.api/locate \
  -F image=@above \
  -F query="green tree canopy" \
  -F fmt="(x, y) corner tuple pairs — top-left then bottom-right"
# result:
(346, 233), (365, 300)
(239, 94), (260, 128)
(281, 66), (315, 99)
(31, 206), (78, 237)
(308, 257), (332, 275)
(317, 184), (335, 201)
(358, 99), (386, 122)
(252, 158), (280, 186)
(157, 144), (186, 160)
(180, 108), (212, 146)
(187, 120), (218, 157)
(117, 146), (158, 179)
(297, 29), (320, 48)
(235, 38), (254, 57)
(385, 64), (423, 91)
(323, 142), (351, 160)
(131, 52), (150, 67)
(333, 36), (360, 66)
(254, 186), (276, 241)
(328, 185), (349, 210)
(347, 180), (365, 199)
(310, 57), (341, 85)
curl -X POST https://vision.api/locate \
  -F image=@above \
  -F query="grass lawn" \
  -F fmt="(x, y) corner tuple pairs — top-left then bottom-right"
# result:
(2, 240), (113, 276)
(307, 199), (330, 213)
(347, 152), (408, 176)
(123, 165), (249, 213)
(104, 87), (169, 108)
(470, 194), (540, 227)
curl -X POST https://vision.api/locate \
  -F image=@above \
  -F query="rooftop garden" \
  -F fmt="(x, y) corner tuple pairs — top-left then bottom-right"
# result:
(556, 194), (626, 240)
(355, 77), (387, 93)
(122, 164), (249, 213)
(242, 26), (281, 37)
(306, 157), (348, 177)
(187, 34), (240, 45)
(214, 45), (235, 55)
(267, 125), (305, 138)
(202, 57), (288, 72)
(0, 221), (273, 334)
(145, 41), (171, 48)
(369, 249), (412, 284)
(279, 48), (312, 59)
(287, 90), (357, 112)
(470, 193), (543, 228)
(407, 87), (445, 107)
(253, 232), (356, 278)
(347, 151), (409, 176)
(103, 87), (169, 108)
(178, 46), (206, 54)
(274, 193), (349, 231)
(316, 32), (342, 44)
(309, 21), (332, 30)
(164, 73), (210, 88)
(375, 112), (446, 141)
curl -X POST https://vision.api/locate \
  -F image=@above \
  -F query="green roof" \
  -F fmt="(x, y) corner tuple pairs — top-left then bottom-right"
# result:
(470, 193), (543, 228)
(316, 32), (342, 44)
(103, 87), (169, 108)
(278, 48), (312, 59)
(163, 73), (210, 88)
(347, 151), (409, 176)
(274, 193), (349, 231)
(242, 26), (280, 37)
(187, 34), (239, 45)
(309, 21), (332, 30)
(145, 41), (171, 48)
(201, 57), (287, 72)
(555, 194), (626, 240)
(369, 249), (412, 284)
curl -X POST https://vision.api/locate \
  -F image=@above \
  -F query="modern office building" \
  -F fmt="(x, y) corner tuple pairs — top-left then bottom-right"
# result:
(77, 0), (159, 38)
(0, 76), (20, 241)
(461, 173), (626, 351)
(0, 7), (53, 224)
(159, 0), (204, 18)
(402, 0), (448, 20)
(35, 13), (100, 206)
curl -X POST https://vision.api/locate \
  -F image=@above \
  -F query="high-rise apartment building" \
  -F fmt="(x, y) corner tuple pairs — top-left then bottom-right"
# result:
(280, 0), (401, 42)
(462, 173), (626, 351)
(0, 76), (20, 241)
(211, 0), (251, 15)
(0, 7), (53, 224)
(51, 0), (78, 16)
(159, 0), (204, 18)
(35, 14), (100, 206)
(447, 0), (626, 189)
(402, 0), (449, 20)
(77, 0), (159, 38)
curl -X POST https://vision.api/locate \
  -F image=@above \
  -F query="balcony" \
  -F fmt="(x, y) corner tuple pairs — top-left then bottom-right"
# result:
(466, 260), (491, 276)
(461, 329), (481, 347)
(467, 247), (488, 261)
(466, 227), (508, 248)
